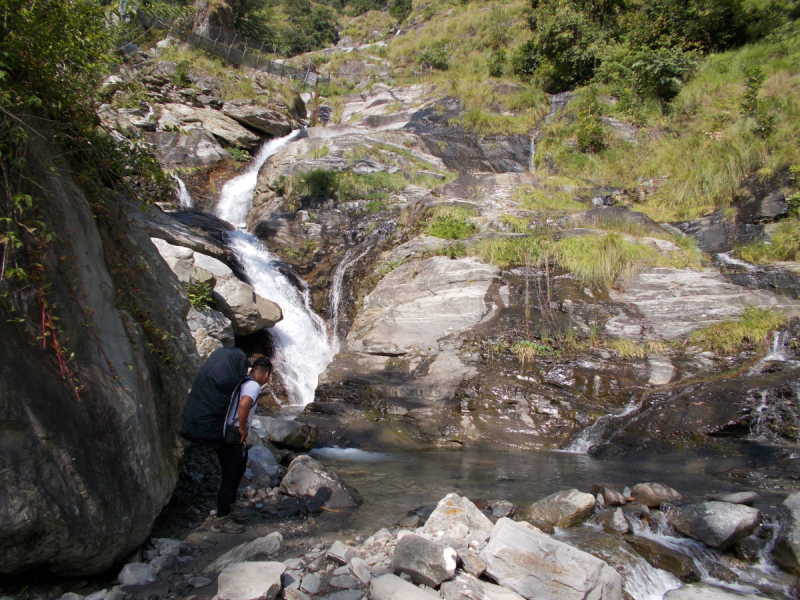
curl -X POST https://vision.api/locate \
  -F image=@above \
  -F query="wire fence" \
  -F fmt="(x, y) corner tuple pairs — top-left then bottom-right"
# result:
(134, 9), (329, 86)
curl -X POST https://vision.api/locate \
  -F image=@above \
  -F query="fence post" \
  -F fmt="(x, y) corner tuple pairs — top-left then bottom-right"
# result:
(226, 33), (237, 60)
(256, 42), (264, 69)
(212, 30), (221, 53)
(281, 63), (285, 77)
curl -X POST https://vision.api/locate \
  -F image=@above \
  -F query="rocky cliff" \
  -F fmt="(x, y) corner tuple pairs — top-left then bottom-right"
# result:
(0, 127), (199, 575)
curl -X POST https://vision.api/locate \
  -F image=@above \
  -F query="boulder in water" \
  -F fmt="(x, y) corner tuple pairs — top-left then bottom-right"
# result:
(421, 493), (495, 542)
(668, 502), (761, 550)
(772, 492), (800, 575)
(708, 491), (759, 506)
(255, 416), (318, 450)
(631, 483), (683, 508)
(592, 483), (627, 506)
(390, 534), (457, 587)
(592, 508), (631, 535)
(624, 536), (702, 581)
(215, 561), (285, 600)
(480, 518), (622, 600)
(280, 455), (363, 509)
(523, 488), (596, 528)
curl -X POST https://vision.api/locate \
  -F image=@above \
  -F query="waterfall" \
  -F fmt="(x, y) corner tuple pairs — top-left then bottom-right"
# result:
(329, 244), (373, 349)
(214, 130), (334, 405)
(172, 175), (194, 208)
(562, 397), (642, 453)
(764, 329), (790, 362)
(215, 130), (303, 227)
(529, 131), (537, 174)
(227, 230), (335, 405)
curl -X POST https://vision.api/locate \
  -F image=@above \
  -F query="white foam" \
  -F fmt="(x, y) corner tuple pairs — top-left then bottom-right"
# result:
(310, 447), (394, 462)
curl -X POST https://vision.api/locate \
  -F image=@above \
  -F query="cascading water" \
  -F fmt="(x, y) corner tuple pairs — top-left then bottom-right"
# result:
(172, 175), (194, 208)
(213, 130), (334, 405)
(215, 130), (303, 227)
(562, 397), (642, 453)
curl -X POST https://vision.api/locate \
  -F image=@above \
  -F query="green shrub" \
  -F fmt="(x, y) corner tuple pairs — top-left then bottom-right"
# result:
(426, 206), (478, 239)
(513, 340), (553, 368)
(735, 218), (800, 263)
(185, 281), (215, 310)
(171, 59), (192, 87)
(419, 43), (450, 71)
(576, 112), (606, 153)
(365, 199), (385, 213)
(487, 49), (507, 78)
(389, 0), (412, 23)
(227, 146), (252, 162)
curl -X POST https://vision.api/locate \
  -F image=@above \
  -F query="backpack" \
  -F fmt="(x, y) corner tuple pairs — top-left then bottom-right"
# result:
(180, 347), (249, 448)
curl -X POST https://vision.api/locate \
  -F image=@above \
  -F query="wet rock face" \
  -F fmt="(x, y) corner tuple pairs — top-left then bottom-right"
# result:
(772, 492), (800, 575)
(0, 130), (199, 575)
(404, 98), (531, 173)
(668, 502), (761, 550)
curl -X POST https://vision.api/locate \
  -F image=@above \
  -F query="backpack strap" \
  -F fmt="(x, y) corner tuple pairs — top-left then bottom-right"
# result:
(222, 375), (252, 440)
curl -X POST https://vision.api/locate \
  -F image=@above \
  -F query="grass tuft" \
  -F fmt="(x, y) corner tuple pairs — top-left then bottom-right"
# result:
(426, 206), (479, 240)
(688, 307), (788, 354)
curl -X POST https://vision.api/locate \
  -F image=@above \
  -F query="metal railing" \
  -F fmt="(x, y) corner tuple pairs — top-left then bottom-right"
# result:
(135, 9), (329, 86)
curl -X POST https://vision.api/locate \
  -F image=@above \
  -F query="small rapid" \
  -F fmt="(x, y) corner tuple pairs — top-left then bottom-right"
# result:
(214, 130), (334, 405)
(562, 397), (642, 453)
(172, 175), (194, 208)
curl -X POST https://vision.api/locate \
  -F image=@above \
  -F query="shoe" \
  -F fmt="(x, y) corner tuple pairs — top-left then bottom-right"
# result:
(210, 515), (244, 534)
(228, 507), (251, 522)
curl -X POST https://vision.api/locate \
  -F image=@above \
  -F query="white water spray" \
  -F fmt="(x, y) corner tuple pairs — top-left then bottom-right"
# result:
(213, 130), (334, 405)
(215, 130), (303, 227)
(172, 175), (194, 208)
(562, 397), (642, 453)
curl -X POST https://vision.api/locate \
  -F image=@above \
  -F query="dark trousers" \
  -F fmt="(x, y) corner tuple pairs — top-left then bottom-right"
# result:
(215, 443), (248, 517)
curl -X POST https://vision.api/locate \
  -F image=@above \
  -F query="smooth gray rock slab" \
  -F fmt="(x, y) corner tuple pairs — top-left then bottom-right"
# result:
(204, 532), (284, 574)
(772, 492), (800, 575)
(216, 561), (285, 600)
(163, 103), (262, 150)
(524, 488), (596, 527)
(591, 483), (627, 507)
(442, 573), (526, 600)
(118, 563), (157, 586)
(709, 492), (759, 505)
(480, 518), (622, 600)
(664, 583), (764, 599)
(255, 416), (318, 450)
(281, 455), (363, 509)
(391, 533), (457, 587)
(593, 508), (630, 535)
(222, 101), (292, 137)
(370, 574), (439, 600)
(327, 592), (366, 600)
(422, 493), (495, 541)
(631, 483), (683, 508)
(350, 556), (372, 583)
(668, 502), (761, 550)
(330, 574), (359, 589)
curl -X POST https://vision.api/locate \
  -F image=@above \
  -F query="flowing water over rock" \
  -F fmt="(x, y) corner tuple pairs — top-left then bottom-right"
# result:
(172, 175), (194, 208)
(214, 131), (334, 404)
(563, 397), (643, 453)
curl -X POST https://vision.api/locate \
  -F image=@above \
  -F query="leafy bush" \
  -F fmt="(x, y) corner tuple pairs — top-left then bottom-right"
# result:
(487, 49), (507, 78)
(511, 41), (539, 79)
(426, 206), (478, 239)
(227, 146), (252, 162)
(389, 0), (412, 23)
(185, 281), (215, 311)
(419, 43), (450, 71)
(365, 199), (385, 213)
(576, 112), (605, 153)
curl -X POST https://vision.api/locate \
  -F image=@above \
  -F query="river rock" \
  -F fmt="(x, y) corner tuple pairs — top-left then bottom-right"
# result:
(248, 445), (281, 486)
(772, 492), (800, 575)
(592, 483), (627, 506)
(480, 518), (622, 600)
(490, 500), (515, 518)
(330, 574), (359, 589)
(118, 563), (157, 586)
(708, 491), (759, 505)
(631, 483), (683, 508)
(255, 416), (318, 450)
(285, 590), (311, 600)
(593, 508), (630, 535)
(300, 573), (321, 594)
(735, 534), (768, 562)
(370, 574), (439, 600)
(351, 556), (372, 584)
(624, 536), (702, 581)
(391, 534), (457, 587)
(204, 532), (284, 574)
(457, 549), (486, 577)
(664, 583), (764, 599)
(149, 129), (234, 168)
(280, 455), (363, 509)
(216, 561), (285, 600)
(328, 541), (359, 565)
(441, 573), (526, 600)
(668, 502), (761, 550)
(222, 100), (293, 137)
(523, 489), (596, 528)
(422, 493), (495, 542)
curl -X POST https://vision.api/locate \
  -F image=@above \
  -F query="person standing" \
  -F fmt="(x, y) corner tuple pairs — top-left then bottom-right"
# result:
(211, 356), (272, 534)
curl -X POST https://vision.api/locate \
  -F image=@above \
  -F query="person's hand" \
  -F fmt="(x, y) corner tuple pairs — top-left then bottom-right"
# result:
(239, 425), (248, 443)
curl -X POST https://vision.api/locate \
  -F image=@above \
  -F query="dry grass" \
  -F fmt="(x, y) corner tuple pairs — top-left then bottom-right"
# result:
(688, 307), (789, 354)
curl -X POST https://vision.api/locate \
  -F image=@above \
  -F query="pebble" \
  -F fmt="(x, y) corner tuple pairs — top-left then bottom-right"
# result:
(330, 575), (359, 589)
(187, 577), (212, 589)
(301, 573), (322, 595)
(284, 558), (306, 570)
(334, 565), (350, 575)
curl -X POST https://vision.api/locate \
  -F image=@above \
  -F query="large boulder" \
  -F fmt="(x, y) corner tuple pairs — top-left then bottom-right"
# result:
(592, 483), (627, 506)
(0, 127), (199, 575)
(280, 455), (363, 509)
(480, 518), (622, 600)
(255, 416), (317, 450)
(523, 489), (596, 528)
(422, 493), (495, 542)
(668, 502), (761, 550)
(624, 537), (702, 581)
(247, 445), (281, 486)
(148, 129), (234, 168)
(391, 534), (457, 587)
(222, 100), (293, 137)
(631, 483), (683, 508)
(186, 306), (235, 360)
(162, 104), (262, 150)
(215, 561), (285, 600)
(771, 492), (800, 575)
